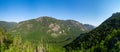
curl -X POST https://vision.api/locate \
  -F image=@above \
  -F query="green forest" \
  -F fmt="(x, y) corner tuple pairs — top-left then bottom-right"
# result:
(0, 12), (120, 52)
(0, 27), (65, 52)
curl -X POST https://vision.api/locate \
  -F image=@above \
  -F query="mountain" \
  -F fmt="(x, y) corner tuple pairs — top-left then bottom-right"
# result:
(0, 16), (95, 52)
(10, 16), (92, 46)
(64, 12), (120, 52)
(0, 21), (17, 30)
(84, 24), (95, 31)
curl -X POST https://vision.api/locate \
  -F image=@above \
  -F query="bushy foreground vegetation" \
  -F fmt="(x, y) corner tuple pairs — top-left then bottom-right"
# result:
(1, 28), (120, 52)
(0, 28), (65, 52)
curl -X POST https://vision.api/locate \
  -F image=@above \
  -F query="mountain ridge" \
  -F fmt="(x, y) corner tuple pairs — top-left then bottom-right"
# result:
(8, 16), (94, 46)
(0, 21), (17, 30)
(64, 12), (120, 52)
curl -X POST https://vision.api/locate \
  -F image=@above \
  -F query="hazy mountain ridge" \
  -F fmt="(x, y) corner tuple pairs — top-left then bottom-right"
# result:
(0, 21), (17, 30)
(84, 24), (95, 31)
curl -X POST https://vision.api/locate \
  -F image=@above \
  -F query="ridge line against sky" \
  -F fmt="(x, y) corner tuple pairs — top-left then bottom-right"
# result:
(0, 0), (120, 26)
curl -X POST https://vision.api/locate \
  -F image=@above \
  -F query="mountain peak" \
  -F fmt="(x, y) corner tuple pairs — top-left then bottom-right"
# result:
(107, 12), (120, 20)
(36, 16), (56, 20)
(112, 12), (120, 16)
(35, 16), (57, 22)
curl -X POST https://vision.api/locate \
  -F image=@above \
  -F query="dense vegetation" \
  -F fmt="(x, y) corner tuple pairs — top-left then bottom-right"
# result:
(1, 28), (120, 52)
(1, 12), (120, 52)
(0, 17), (94, 52)
(0, 27), (66, 52)
(64, 12), (120, 52)
(9, 16), (92, 46)
(0, 21), (16, 30)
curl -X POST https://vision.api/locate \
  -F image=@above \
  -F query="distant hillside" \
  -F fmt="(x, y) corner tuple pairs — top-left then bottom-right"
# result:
(64, 12), (120, 52)
(84, 24), (95, 31)
(10, 16), (93, 46)
(0, 21), (17, 30)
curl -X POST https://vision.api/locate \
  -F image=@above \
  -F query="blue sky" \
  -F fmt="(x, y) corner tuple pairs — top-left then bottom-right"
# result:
(0, 0), (120, 26)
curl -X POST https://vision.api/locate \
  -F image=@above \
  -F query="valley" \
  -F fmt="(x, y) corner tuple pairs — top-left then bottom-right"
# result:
(0, 16), (94, 52)
(1, 12), (120, 52)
